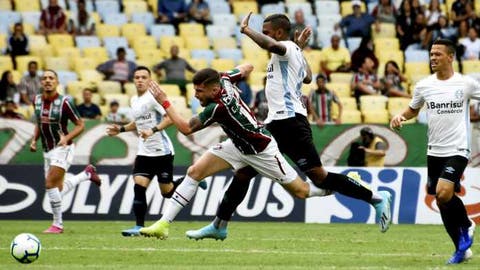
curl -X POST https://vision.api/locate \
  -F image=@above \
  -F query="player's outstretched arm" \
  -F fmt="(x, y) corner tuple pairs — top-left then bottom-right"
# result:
(240, 12), (287, 55)
(235, 63), (254, 79)
(390, 107), (419, 130)
(294, 27), (312, 50)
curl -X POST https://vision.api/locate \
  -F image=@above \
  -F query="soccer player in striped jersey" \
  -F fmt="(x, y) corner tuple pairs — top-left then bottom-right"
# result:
(186, 13), (392, 241)
(30, 70), (101, 234)
(391, 39), (479, 264)
(139, 64), (330, 239)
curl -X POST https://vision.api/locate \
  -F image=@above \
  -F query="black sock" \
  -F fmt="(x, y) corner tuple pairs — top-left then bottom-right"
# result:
(216, 174), (253, 221)
(163, 176), (184, 198)
(319, 172), (373, 203)
(133, 184), (147, 227)
(438, 196), (463, 250)
(450, 195), (471, 228)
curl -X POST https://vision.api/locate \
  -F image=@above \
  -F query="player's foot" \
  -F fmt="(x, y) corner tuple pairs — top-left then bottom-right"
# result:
(139, 220), (169, 239)
(43, 224), (64, 234)
(459, 218), (475, 252)
(121, 225), (143, 237)
(447, 250), (466, 264)
(85, 164), (101, 186)
(373, 190), (392, 233)
(186, 223), (227, 241)
(464, 248), (473, 261)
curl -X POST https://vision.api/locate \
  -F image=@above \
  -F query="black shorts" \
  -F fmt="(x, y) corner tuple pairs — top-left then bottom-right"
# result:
(132, 155), (174, 183)
(266, 113), (322, 172)
(426, 155), (468, 195)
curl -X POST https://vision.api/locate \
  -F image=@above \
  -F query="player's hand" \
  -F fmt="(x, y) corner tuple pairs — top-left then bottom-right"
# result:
(294, 27), (312, 49)
(30, 140), (37, 152)
(390, 114), (406, 131)
(240, 12), (252, 33)
(57, 132), (68, 147)
(148, 80), (167, 103)
(106, 124), (121, 136)
(139, 129), (153, 140)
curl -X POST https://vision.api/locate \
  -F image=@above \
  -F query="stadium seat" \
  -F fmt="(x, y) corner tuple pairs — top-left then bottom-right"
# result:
(131, 12), (155, 33)
(363, 110), (389, 124)
(330, 73), (353, 84)
(190, 49), (216, 63)
(341, 110), (362, 124)
(56, 47), (81, 62)
(326, 82), (351, 97)
(0, 34), (6, 52)
(405, 50), (430, 63)
(14, 0), (40, 11)
(0, 0), (12, 10)
(103, 37), (129, 54)
(30, 44), (55, 58)
(57, 71), (78, 87)
(96, 0), (120, 20)
(48, 34), (75, 53)
(159, 36), (185, 53)
(463, 60), (480, 74)
(286, 2), (313, 17)
(339, 97), (358, 111)
(315, 0), (340, 15)
(213, 37), (237, 50)
(103, 13), (128, 26)
(28, 35), (48, 51)
(247, 71), (266, 86)
(232, 1), (258, 17)
(159, 84), (181, 97)
(123, 1), (148, 17)
(371, 23), (396, 38)
(79, 70), (104, 82)
(179, 23), (205, 39)
(261, 3), (285, 16)
(150, 24), (176, 44)
(359, 95), (388, 111)
(0, 11), (21, 27)
(212, 14), (237, 33)
(20, 23), (35, 35)
(374, 38), (400, 55)
(67, 80), (92, 96)
(242, 56), (268, 72)
(97, 81), (122, 95)
(16, 56), (42, 74)
(20, 11), (41, 31)
(404, 62), (431, 80)
(211, 59), (236, 71)
(74, 57), (97, 73)
(0, 56), (13, 71)
(377, 50), (404, 70)
(340, 1), (366, 16)
(209, 1), (231, 14)
(40, 0), (66, 9)
(96, 24), (120, 38)
(185, 59), (208, 80)
(387, 97), (411, 112)
(44, 57), (70, 71)
(74, 92), (102, 106)
(206, 25), (233, 41)
(83, 47), (109, 65)
(132, 36), (157, 52)
(303, 49), (322, 74)
(316, 27), (338, 48)
(217, 49), (243, 64)
(317, 13), (342, 29)
(122, 23), (146, 45)
(346, 37), (362, 53)
(136, 49), (165, 63)
(124, 82), (136, 97)
(183, 36), (209, 50)
(103, 93), (129, 107)
(75, 36), (101, 50)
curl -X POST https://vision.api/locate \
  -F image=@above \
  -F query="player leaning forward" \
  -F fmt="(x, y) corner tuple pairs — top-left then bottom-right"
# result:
(30, 69), (101, 234)
(391, 39), (478, 264)
(139, 63), (333, 239)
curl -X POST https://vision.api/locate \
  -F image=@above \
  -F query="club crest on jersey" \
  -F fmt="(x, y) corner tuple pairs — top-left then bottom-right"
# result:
(455, 89), (463, 99)
(54, 99), (61, 105)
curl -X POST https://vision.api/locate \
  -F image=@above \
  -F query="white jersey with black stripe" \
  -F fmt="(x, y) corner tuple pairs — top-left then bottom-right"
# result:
(410, 72), (480, 158)
(130, 90), (174, 157)
(264, 40), (308, 123)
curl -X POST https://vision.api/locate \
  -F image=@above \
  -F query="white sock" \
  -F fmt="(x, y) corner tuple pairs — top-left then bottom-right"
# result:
(62, 171), (89, 196)
(160, 175), (199, 223)
(46, 187), (63, 227)
(306, 178), (331, 197)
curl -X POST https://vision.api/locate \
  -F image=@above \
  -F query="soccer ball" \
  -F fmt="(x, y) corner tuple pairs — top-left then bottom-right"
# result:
(10, 233), (41, 264)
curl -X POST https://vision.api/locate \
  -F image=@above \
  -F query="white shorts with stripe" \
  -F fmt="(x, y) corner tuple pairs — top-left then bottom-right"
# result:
(208, 138), (297, 184)
(43, 144), (75, 178)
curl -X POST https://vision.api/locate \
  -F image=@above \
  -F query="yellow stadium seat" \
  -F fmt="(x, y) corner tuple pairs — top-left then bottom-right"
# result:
(341, 110), (362, 124)
(74, 92), (102, 106)
(302, 82), (315, 96)
(232, 1), (258, 17)
(463, 60), (480, 74)
(28, 35), (48, 50)
(211, 58), (236, 71)
(79, 70), (104, 82)
(136, 58), (158, 70)
(97, 81), (122, 95)
(136, 49), (165, 61)
(241, 38), (261, 57)
(241, 56), (268, 72)
(326, 82), (351, 97)
(0, 56), (13, 72)
(103, 93), (130, 107)
(159, 36), (185, 53)
(179, 23), (205, 39)
(82, 47), (109, 65)
(97, 24), (120, 38)
(74, 57), (98, 73)
(48, 34), (75, 51)
(304, 49), (322, 74)
(387, 97), (411, 112)
(404, 62), (431, 80)
(16, 56), (42, 74)
(122, 23), (146, 45)
(44, 57), (70, 71)
(21, 23), (35, 35)
(186, 59), (208, 80)
(248, 71), (266, 86)
(124, 82), (137, 97)
(67, 80), (93, 96)
(0, 34), (6, 51)
(159, 84), (182, 97)
(10, 70), (22, 84)
(0, 0), (11, 10)
(30, 44), (55, 58)
(56, 46), (80, 59)
(372, 23), (396, 38)
(90, 12), (101, 26)
(377, 50), (404, 71)
(213, 37), (237, 50)
(15, 106), (33, 119)
(169, 96), (188, 110)
(363, 109), (389, 124)
(133, 36), (158, 53)
(359, 95), (388, 111)
(339, 97), (357, 111)
(374, 38), (400, 55)
(124, 1), (148, 16)
(330, 72), (353, 84)
(14, 0), (40, 11)
(184, 36), (210, 50)
(340, 1), (366, 16)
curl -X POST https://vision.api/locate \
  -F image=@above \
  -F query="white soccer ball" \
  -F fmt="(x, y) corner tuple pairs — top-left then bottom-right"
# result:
(10, 233), (41, 264)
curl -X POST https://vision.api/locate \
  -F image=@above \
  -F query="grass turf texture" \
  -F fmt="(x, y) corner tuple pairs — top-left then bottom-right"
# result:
(0, 221), (478, 269)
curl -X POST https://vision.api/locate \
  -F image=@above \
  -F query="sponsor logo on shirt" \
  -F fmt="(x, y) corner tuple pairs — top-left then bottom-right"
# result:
(426, 100), (464, 114)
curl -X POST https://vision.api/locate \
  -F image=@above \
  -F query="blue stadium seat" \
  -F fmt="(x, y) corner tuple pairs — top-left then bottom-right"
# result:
(212, 14), (237, 33)
(261, 3), (285, 17)
(248, 14), (264, 33)
(0, 11), (22, 28)
(206, 25), (233, 40)
(346, 37), (362, 53)
(103, 13), (128, 26)
(405, 50), (430, 62)
(208, 1), (231, 14)
(287, 2), (313, 17)
(315, 0), (340, 15)
(318, 14), (342, 30)
(57, 71), (78, 86)
(21, 11), (41, 31)
(106, 47), (136, 61)
(217, 49), (243, 64)
(103, 37), (129, 56)
(75, 36), (101, 49)
(41, 0), (66, 9)
(150, 24), (176, 44)
(131, 12), (155, 33)
(305, 14), (318, 29)
(96, 0), (120, 21)
(191, 49), (216, 64)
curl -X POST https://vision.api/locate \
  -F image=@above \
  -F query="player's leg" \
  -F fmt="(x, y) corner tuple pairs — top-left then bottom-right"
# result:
(44, 165), (66, 234)
(140, 144), (235, 239)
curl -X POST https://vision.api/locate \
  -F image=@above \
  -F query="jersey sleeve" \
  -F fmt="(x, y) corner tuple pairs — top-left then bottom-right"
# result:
(466, 76), (480, 100)
(221, 68), (242, 83)
(198, 103), (220, 126)
(63, 96), (82, 122)
(409, 83), (425, 110)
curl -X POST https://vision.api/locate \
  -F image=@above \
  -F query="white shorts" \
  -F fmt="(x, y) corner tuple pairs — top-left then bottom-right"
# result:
(43, 144), (75, 177)
(208, 139), (297, 184)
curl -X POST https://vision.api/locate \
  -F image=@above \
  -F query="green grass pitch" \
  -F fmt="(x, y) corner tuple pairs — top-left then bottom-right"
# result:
(0, 221), (478, 269)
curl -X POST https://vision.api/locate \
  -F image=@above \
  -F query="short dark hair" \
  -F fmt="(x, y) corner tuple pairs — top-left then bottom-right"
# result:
(116, 47), (126, 55)
(432, 38), (456, 55)
(134, 66), (151, 75)
(28, 61), (38, 68)
(43, 69), (58, 78)
(264, 14), (291, 33)
(192, 68), (220, 86)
